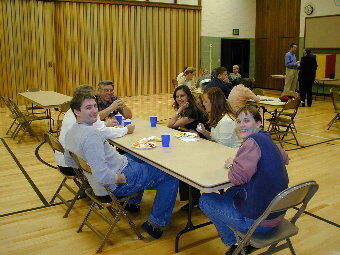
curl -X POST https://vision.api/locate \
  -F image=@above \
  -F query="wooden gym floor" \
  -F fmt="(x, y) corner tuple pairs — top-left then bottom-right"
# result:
(0, 90), (339, 255)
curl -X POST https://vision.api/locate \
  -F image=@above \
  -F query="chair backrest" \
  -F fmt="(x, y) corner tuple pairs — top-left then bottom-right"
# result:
(282, 90), (299, 98)
(6, 98), (26, 119)
(44, 132), (64, 153)
(59, 101), (71, 112)
(69, 151), (92, 174)
(243, 181), (318, 242)
(171, 78), (178, 90)
(27, 88), (41, 92)
(282, 97), (300, 111)
(252, 88), (264, 96)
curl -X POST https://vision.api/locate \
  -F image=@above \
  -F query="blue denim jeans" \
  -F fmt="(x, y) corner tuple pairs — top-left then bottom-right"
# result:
(109, 153), (179, 226)
(199, 188), (273, 246)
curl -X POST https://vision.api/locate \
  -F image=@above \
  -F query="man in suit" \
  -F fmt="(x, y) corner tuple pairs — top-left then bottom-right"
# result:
(298, 49), (318, 107)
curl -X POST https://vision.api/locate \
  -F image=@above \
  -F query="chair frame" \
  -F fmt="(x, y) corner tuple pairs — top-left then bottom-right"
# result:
(327, 88), (340, 130)
(6, 98), (46, 143)
(267, 98), (301, 146)
(228, 181), (319, 255)
(44, 132), (85, 218)
(69, 151), (144, 253)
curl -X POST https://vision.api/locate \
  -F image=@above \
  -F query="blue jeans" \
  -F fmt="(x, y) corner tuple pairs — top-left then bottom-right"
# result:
(110, 154), (179, 226)
(199, 188), (273, 246)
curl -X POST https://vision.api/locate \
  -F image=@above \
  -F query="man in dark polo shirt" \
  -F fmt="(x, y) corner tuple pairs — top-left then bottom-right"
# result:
(95, 80), (132, 120)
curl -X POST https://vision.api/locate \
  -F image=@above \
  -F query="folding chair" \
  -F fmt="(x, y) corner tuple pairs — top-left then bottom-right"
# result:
(0, 96), (21, 137)
(6, 98), (49, 143)
(252, 88), (264, 96)
(171, 78), (178, 92)
(227, 181), (319, 255)
(327, 88), (340, 130)
(44, 132), (85, 218)
(267, 97), (301, 146)
(69, 152), (144, 253)
(56, 101), (70, 134)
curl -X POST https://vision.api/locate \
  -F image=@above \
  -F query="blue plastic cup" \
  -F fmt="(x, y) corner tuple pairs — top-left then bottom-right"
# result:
(150, 116), (158, 127)
(161, 133), (170, 147)
(123, 119), (131, 126)
(115, 114), (123, 125)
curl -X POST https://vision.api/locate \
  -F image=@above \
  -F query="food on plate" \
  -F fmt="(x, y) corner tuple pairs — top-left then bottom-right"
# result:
(132, 139), (156, 149)
(176, 131), (198, 138)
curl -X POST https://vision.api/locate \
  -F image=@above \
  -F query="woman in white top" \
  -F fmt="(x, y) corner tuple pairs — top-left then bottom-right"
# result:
(177, 67), (197, 90)
(197, 87), (241, 148)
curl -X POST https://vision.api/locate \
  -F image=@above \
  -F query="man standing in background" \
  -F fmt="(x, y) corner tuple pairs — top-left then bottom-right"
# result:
(298, 49), (318, 107)
(283, 43), (300, 94)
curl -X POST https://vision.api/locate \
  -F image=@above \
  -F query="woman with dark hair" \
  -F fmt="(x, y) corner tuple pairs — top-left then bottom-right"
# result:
(227, 78), (260, 113)
(197, 87), (241, 148)
(168, 85), (208, 211)
(199, 105), (289, 255)
(167, 85), (208, 132)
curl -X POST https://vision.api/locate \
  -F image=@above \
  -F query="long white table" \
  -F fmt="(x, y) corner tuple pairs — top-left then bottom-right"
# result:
(19, 91), (72, 132)
(109, 118), (237, 252)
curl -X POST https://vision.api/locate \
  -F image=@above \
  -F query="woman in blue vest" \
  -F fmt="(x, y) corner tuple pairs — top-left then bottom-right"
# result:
(199, 105), (289, 255)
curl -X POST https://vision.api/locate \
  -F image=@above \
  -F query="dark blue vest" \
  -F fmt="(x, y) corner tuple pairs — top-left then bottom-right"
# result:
(233, 130), (289, 220)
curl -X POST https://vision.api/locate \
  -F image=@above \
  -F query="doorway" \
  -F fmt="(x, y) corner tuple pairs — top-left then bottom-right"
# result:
(221, 39), (250, 77)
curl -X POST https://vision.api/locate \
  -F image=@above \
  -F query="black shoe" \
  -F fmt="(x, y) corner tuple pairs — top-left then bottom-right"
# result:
(225, 244), (258, 255)
(225, 244), (238, 255)
(124, 203), (141, 213)
(180, 202), (200, 211)
(301, 102), (305, 107)
(141, 221), (163, 239)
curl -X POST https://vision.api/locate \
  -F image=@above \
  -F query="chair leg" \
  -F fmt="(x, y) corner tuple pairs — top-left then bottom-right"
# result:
(63, 186), (83, 218)
(6, 119), (16, 135)
(50, 177), (67, 204)
(96, 207), (123, 253)
(289, 127), (300, 146)
(78, 202), (95, 233)
(116, 207), (144, 240)
(327, 114), (338, 130)
(287, 238), (297, 255)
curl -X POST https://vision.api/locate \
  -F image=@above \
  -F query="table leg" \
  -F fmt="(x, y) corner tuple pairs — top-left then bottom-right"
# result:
(175, 186), (212, 253)
(315, 81), (319, 101)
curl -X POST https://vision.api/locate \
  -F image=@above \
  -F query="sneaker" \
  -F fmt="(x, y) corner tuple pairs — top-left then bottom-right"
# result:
(141, 221), (163, 239)
(124, 203), (141, 213)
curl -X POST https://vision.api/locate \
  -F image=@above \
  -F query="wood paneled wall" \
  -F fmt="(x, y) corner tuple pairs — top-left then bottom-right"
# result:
(0, 0), (50, 105)
(255, 0), (300, 90)
(0, 0), (201, 105)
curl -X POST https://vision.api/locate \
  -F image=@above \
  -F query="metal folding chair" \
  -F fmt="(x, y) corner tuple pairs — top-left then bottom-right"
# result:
(6, 98), (49, 143)
(69, 152), (144, 253)
(267, 97), (301, 146)
(327, 88), (340, 130)
(252, 88), (264, 96)
(227, 181), (319, 255)
(44, 132), (85, 218)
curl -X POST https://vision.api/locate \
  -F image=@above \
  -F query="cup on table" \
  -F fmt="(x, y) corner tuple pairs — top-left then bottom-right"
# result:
(161, 133), (171, 147)
(149, 116), (158, 127)
(123, 119), (131, 126)
(115, 114), (123, 125)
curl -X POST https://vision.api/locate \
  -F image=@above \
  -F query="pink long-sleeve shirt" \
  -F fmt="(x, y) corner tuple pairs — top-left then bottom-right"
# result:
(228, 85), (260, 113)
